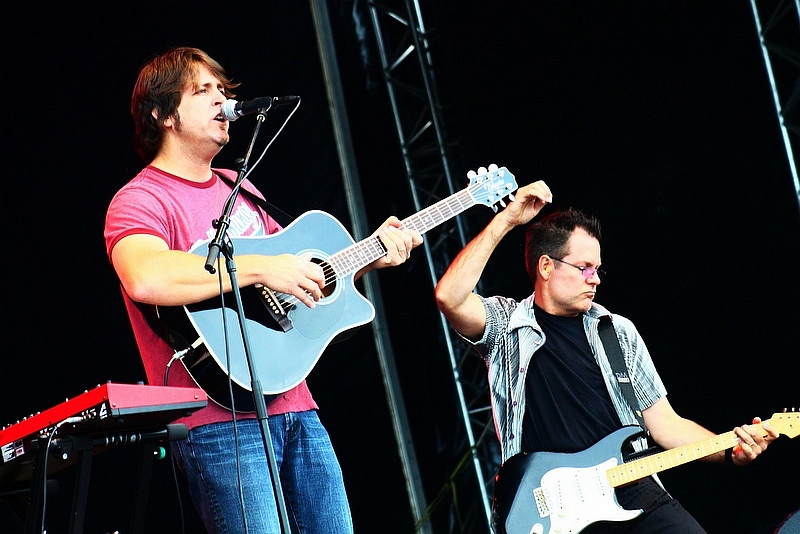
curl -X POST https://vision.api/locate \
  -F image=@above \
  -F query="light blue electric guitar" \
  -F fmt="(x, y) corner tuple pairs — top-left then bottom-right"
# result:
(157, 165), (517, 411)
(493, 412), (798, 534)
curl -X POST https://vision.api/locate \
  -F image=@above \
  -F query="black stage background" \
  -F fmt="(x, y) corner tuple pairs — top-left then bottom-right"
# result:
(3, 2), (798, 533)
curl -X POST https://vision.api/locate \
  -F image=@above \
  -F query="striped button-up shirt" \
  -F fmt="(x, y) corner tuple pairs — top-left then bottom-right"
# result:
(461, 293), (667, 462)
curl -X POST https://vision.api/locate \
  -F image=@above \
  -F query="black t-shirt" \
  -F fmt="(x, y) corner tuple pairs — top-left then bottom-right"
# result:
(521, 303), (622, 453)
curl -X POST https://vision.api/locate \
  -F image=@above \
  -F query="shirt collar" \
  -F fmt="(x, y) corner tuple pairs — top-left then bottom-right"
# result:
(507, 292), (612, 331)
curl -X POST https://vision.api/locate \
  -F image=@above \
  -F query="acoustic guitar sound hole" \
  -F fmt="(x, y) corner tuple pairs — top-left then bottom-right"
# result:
(312, 258), (337, 299)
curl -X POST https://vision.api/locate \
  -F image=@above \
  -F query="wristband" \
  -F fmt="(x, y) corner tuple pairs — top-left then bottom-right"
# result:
(724, 447), (734, 465)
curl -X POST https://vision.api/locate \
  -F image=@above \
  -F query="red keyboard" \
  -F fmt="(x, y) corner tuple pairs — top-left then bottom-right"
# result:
(1, 382), (207, 485)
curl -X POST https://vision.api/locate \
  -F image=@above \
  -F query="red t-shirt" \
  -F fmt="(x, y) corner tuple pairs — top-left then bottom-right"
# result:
(104, 166), (318, 429)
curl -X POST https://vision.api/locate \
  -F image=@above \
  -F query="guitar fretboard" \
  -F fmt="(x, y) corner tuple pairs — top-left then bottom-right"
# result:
(327, 185), (502, 277)
(606, 422), (768, 487)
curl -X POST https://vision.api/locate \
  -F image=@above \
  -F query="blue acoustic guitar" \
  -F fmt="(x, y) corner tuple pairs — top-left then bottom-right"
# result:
(492, 412), (798, 534)
(157, 165), (517, 411)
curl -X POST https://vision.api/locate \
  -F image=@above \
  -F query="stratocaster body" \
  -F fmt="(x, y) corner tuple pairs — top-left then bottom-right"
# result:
(494, 427), (643, 534)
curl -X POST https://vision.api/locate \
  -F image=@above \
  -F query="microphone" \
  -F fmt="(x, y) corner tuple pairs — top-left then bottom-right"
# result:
(221, 96), (300, 121)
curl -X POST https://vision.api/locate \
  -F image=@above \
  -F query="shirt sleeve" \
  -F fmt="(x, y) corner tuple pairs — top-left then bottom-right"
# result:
(452, 295), (516, 360)
(104, 186), (172, 258)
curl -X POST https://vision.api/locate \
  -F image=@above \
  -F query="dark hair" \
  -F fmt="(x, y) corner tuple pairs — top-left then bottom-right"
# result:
(524, 208), (602, 283)
(130, 47), (240, 162)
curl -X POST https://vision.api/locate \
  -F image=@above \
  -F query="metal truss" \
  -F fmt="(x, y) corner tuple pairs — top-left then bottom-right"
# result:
(367, 0), (501, 531)
(345, 1), (799, 531)
(750, 0), (800, 206)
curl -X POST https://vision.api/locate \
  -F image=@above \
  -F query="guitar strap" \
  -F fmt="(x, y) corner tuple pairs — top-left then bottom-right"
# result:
(135, 300), (196, 354)
(598, 316), (646, 431)
(213, 170), (296, 228)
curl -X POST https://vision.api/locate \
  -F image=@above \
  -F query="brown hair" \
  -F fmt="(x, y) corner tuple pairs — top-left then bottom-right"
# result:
(130, 47), (240, 162)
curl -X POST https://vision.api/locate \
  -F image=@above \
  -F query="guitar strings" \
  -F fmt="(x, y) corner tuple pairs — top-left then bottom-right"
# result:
(270, 260), (340, 309)
(269, 228), (390, 309)
(267, 169), (508, 310)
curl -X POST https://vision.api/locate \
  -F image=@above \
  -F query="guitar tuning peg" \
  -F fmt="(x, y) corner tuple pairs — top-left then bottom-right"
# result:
(488, 163), (498, 172)
(477, 166), (488, 175)
(508, 193), (515, 202)
(498, 199), (507, 208)
(467, 169), (477, 179)
(491, 205), (499, 213)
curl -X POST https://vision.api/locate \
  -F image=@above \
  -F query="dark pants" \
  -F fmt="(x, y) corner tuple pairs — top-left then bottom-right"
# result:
(584, 477), (707, 533)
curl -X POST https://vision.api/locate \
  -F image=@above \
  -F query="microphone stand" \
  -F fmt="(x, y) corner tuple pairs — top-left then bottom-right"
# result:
(203, 103), (291, 533)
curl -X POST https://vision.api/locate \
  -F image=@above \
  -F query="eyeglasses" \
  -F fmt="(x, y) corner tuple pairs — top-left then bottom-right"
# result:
(551, 257), (606, 281)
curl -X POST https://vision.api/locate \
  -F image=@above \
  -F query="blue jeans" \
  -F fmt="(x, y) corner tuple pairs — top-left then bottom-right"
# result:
(172, 411), (354, 534)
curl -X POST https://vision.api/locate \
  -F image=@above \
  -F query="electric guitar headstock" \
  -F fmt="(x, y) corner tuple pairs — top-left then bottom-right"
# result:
(466, 164), (517, 212)
(766, 409), (799, 439)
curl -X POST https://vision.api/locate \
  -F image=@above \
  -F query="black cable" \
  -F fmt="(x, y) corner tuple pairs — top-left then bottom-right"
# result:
(216, 255), (250, 534)
(163, 360), (186, 534)
(38, 417), (82, 534)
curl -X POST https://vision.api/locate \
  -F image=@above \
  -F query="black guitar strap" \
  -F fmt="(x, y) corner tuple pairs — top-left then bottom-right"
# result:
(213, 170), (295, 228)
(598, 316), (646, 431)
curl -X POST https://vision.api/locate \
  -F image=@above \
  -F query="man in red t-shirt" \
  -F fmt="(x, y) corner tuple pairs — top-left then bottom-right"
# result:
(105, 46), (421, 533)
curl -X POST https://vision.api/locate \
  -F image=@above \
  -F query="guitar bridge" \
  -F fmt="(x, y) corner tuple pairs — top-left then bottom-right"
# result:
(258, 285), (294, 332)
(533, 486), (550, 518)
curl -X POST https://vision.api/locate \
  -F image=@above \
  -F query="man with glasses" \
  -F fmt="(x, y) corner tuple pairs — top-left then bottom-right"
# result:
(434, 181), (776, 533)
